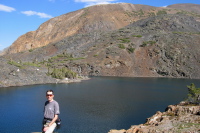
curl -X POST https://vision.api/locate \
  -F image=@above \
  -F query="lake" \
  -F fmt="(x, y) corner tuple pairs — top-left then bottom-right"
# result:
(0, 77), (200, 133)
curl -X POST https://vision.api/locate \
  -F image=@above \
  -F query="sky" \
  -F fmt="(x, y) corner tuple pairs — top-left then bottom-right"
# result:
(0, 0), (200, 51)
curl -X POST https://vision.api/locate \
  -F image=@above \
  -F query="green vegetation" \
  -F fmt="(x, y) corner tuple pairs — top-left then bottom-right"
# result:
(8, 60), (23, 68)
(7, 52), (82, 79)
(186, 83), (200, 104)
(23, 62), (41, 67)
(172, 31), (186, 34)
(173, 31), (200, 35)
(126, 47), (135, 53)
(157, 10), (167, 15)
(140, 41), (156, 47)
(177, 123), (200, 130)
(29, 49), (33, 52)
(8, 60), (41, 68)
(129, 9), (145, 17)
(118, 44), (125, 49)
(176, 10), (200, 17)
(148, 12), (156, 17)
(47, 53), (84, 64)
(132, 35), (142, 38)
(93, 54), (98, 57)
(119, 38), (130, 43)
(48, 67), (77, 79)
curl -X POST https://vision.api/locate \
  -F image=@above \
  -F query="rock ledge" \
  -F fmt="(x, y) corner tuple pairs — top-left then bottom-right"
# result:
(109, 102), (200, 133)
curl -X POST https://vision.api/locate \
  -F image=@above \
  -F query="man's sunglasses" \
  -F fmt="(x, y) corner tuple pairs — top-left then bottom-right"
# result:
(46, 94), (53, 97)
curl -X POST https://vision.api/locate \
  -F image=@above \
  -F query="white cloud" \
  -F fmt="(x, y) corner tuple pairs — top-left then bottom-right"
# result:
(0, 4), (16, 12)
(74, 0), (117, 7)
(21, 11), (53, 18)
(162, 5), (168, 8)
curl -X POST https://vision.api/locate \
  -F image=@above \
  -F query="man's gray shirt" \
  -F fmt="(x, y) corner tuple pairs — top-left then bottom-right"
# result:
(44, 100), (60, 119)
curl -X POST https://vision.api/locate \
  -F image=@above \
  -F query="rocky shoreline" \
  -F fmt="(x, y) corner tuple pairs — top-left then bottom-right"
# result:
(0, 57), (89, 88)
(109, 101), (200, 133)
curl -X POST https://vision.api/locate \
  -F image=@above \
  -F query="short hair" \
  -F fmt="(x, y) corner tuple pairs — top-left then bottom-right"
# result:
(46, 90), (54, 94)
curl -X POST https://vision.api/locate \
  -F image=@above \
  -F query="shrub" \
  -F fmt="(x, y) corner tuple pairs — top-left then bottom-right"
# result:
(157, 10), (167, 15)
(50, 67), (77, 79)
(126, 47), (135, 53)
(118, 44), (125, 49)
(29, 49), (33, 52)
(186, 83), (200, 104)
(132, 35), (142, 37)
(140, 41), (156, 47)
(119, 38), (130, 43)
(140, 43), (147, 47)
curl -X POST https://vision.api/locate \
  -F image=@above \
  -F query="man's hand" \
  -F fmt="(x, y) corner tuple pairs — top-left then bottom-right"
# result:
(43, 126), (49, 132)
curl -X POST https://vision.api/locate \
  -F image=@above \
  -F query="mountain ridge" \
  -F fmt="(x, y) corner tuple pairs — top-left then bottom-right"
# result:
(4, 3), (200, 54)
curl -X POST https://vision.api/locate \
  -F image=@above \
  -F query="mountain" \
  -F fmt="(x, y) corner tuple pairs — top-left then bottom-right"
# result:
(6, 3), (155, 54)
(167, 3), (200, 14)
(4, 13), (200, 79)
(5, 3), (200, 54)
(1, 3), (200, 87)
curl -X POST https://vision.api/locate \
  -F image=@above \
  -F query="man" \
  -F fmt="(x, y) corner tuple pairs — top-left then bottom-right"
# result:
(43, 90), (60, 133)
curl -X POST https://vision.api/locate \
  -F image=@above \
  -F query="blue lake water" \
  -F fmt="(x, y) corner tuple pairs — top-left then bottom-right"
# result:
(0, 77), (200, 133)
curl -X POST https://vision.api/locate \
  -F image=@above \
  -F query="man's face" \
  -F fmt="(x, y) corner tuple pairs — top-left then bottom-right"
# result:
(46, 92), (54, 101)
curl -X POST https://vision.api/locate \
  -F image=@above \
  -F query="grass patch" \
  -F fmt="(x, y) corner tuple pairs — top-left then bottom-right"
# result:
(118, 44), (125, 49)
(8, 60), (23, 68)
(126, 47), (135, 53)
(8, 60), (41, 68)
(140, 41), (156, 47)
(119, 38), (130, 43)
(23, 62), (41, 67)
(132, 35), (142, 37)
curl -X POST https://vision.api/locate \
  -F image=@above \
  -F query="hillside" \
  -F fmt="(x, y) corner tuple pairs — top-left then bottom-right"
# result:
(0, 3), (200, 87)
(5, 3), (154, 54)
(3, 14), (200, 81)
(5, 3), (200, 54)
(168, 3), (200, 14)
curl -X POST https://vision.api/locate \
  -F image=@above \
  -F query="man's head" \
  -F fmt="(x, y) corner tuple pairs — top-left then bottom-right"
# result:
(46, 90), (54, 101)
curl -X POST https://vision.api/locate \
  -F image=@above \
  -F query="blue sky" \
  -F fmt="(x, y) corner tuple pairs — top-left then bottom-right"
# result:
(0, 0), (200, 51)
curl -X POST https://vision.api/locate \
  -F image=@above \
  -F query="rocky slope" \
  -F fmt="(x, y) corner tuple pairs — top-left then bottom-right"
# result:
(109, 102), (200, 133)
(1, 4), (200, 87)
(0, 57), (57, 87)
(5, 3), (200, 54)
(4, 14), (200, 79)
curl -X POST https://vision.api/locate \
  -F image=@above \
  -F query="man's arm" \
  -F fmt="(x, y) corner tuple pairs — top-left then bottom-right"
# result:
(43, 114), (58, 132)
(48, 114), (58, 127)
